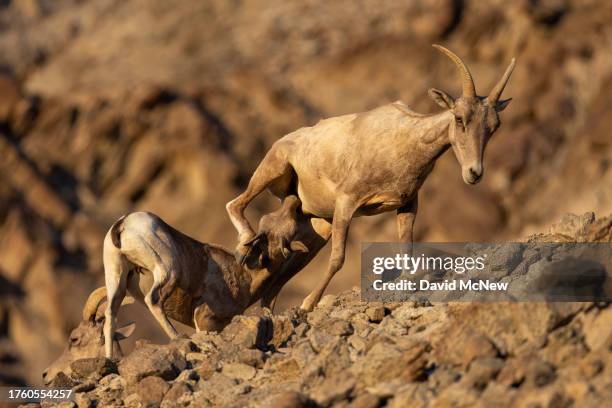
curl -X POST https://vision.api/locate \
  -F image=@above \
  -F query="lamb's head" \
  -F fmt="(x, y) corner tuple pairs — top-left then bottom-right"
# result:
(242, 195), (309, 269)
(428, 44), (515, 185)
(42, 287), (135, 385)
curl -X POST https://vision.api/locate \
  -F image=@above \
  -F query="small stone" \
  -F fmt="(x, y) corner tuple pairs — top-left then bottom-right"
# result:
(318, 294), (337, 308)
(162, 381), (192, 403)
(137, 376), (170, 407)
(74, 393), (93, 408)
(293, 322), (309, 338)
(462, 357), (505, 390)
(169, 338), (199, 355)
(261, 391), (309, 408)
(222, 362), (257, 380)
(348, 334), (367, 352)
(365, 306), (386, 323)
(174, 368), (199, 383)
(196, 360), (218, 381)
(72, 381), (96, 393)
(50, 372), (78, 388)
(237, 348), (265, 368)
(271, 315), (294, 348)
(123, 393), (140, 407)
(318, 318), (353, 336)
(579, 356), (604, 378)
(186, 352), (206, 363)
(350, 392), (380, 408)
(526, 360), (556, 387)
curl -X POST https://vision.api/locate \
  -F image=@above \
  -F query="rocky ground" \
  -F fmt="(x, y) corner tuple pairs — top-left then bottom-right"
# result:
(26, 213), (611, 408)
(0, 0), (611, 386)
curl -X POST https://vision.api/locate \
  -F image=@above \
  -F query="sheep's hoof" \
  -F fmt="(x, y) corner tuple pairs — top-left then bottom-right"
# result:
(299, 295), (317, 312)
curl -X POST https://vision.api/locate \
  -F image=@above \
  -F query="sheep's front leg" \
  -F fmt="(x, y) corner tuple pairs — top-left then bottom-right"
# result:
(145, 268), (179, 339)
(226, 144), (293, 256)
(300, 197), (357, 311)
(397, 196), (418, 244)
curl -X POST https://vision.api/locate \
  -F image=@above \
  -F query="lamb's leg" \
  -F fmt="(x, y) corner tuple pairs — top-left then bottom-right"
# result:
(300, 197), (357, 311)
(226, 144), (293, 250)
(144, 268), (179, 339)
(103, 248), (129, 360)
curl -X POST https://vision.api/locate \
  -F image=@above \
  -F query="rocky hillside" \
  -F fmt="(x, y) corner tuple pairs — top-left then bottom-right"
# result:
(35, 213), (612, 407)
(0, 0), (611, 386)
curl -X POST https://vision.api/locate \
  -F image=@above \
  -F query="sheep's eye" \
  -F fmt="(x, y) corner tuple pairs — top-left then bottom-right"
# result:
(455, 117), (463, 126)
(69, 336), (79, 346)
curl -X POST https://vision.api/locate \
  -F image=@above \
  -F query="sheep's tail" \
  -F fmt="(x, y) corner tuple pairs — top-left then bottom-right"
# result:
(110, 215), (127, 249)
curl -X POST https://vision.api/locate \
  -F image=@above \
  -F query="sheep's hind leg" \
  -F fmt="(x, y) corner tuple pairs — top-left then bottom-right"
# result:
(103, 251), (129, 359)
(226, 144), (293, 252)
(145, 268), (179, 339)
(300, 197), (357, 311)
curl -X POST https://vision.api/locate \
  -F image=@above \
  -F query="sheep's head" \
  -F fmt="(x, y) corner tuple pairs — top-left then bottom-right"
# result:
(42, 287), (135, 385)
(242, 195), (309, 269)
(428, 44), (515, 185)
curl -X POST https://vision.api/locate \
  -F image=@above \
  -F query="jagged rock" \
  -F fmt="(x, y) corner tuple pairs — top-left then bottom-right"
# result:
(49, 372), (78, 388)
(260, 391), (310, 408)
(365, 305), (386, 323)
(461, 357), (505, 390)
(136, 376), (170, 408)
(70, 358), (117, 381)
(222, 362), (257, 381)
(351, 339), (428, 386)
(118, 345), (186, 384)
(161, 381), (192, 407)
(236, 348), (265, 368)
(270, 315), (294, 348)
(221, 315), (272, 349)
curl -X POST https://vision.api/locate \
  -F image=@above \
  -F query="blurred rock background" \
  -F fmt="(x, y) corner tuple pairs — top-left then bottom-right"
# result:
(0, 0), (609, 386)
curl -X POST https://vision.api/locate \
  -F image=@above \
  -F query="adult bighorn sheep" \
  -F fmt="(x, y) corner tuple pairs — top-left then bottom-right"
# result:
(227, 44), (516, 311)
(101, 196), (326, 359)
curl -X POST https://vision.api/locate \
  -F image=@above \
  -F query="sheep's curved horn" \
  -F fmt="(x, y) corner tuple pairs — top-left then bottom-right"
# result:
(487, 58), (516, 104)
(433, 44), (476, 98)
(82, 287), (135, 321)
(82, 287), (108, 321)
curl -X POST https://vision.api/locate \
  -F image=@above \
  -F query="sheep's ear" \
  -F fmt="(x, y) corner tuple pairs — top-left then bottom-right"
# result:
(495, 98), (512, 112)
(241, 233), (264, 266)
(428, 88), (455, 109)
(114, 322), (136, 341)
(289, 241), (309, 253)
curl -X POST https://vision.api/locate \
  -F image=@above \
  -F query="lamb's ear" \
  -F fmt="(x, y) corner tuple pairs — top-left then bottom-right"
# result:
(114, 322), (136, 341)
(289, 240), (309, 253)
(495, 98), (512, 112)
(428, 88), (455, 109)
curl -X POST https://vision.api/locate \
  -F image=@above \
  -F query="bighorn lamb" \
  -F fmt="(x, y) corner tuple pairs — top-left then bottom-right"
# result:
(227, 44), (516, 311)
(42, 287), (136, 385)
(101, 196), (320, 359)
